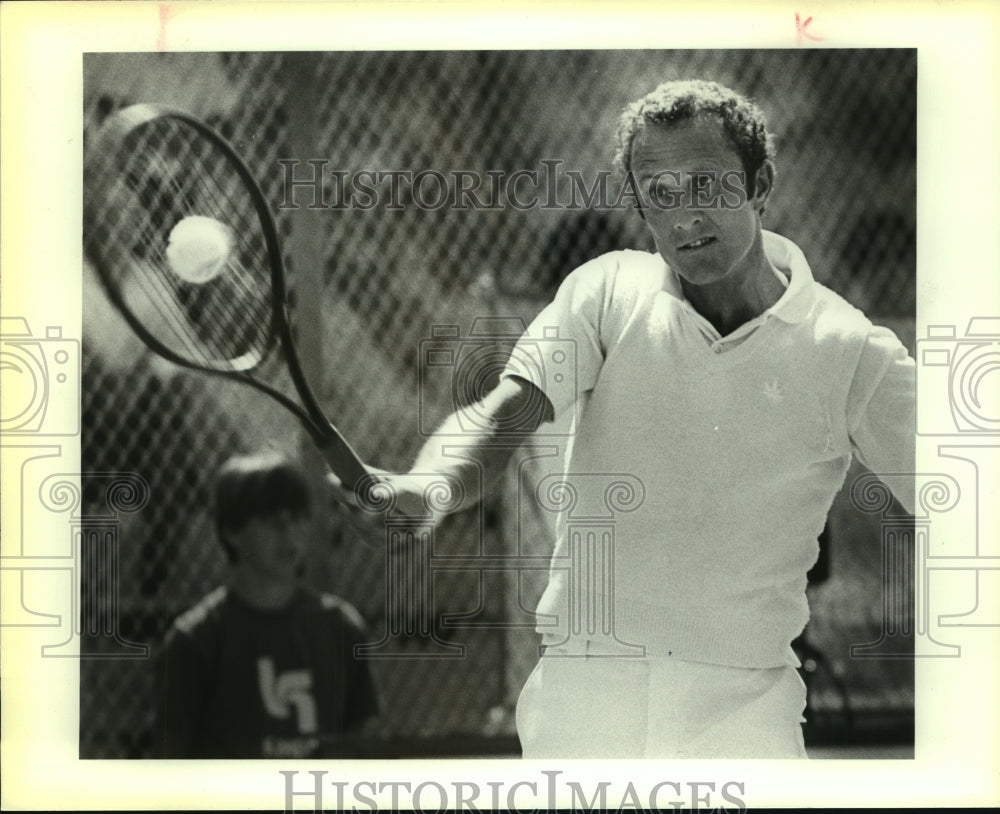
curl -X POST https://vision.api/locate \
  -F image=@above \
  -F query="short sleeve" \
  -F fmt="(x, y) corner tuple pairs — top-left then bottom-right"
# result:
(501, 254), (614, 419)
(846, 325), (916, 514)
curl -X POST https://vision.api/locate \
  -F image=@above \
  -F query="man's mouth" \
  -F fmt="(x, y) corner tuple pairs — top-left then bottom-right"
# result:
(678, 236), (716, 250)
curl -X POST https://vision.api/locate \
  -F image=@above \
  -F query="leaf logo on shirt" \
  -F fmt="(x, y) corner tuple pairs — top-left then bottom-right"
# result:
(763, 380), (784, 403)
(257, 657), (318, 734)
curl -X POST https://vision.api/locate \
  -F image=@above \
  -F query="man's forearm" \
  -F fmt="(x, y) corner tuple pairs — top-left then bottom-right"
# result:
(404, 377), (552, 521)
(409, 409), (527, 512)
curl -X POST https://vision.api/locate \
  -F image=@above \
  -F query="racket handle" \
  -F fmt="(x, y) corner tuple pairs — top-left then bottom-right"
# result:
(314, 428), (369, 490)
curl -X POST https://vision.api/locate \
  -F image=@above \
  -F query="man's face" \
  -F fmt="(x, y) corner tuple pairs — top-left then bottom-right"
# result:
(230, 508), (308, 584)
(630, 119), (772, 287)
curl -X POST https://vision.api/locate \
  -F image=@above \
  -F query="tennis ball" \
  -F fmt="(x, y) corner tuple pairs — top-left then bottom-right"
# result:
(165, 216), (232, 284)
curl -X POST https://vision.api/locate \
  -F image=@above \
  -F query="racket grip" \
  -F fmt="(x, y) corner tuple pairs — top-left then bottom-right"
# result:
(315, 429), (369, 490)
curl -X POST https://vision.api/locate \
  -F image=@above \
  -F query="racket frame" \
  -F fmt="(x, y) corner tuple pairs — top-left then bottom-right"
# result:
(85, 104), (367, 485)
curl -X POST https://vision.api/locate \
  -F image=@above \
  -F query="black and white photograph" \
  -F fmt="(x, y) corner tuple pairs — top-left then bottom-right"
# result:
(2, 2), (998, 811)
(78, 47), (919, 763)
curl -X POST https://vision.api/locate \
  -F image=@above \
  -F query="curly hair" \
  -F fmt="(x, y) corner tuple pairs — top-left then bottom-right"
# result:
(614, 79), (776, 194)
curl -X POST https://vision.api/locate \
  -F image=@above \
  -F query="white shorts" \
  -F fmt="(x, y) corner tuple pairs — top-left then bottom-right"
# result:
(515, 637), (808, 759)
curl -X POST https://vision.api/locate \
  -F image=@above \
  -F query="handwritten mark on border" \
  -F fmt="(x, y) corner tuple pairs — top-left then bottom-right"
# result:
(796, 13), (824, 46)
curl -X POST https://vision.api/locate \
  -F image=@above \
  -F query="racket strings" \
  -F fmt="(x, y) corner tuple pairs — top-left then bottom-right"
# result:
(104, 138), (259, 364)
(135, 124), (272, 362)
(91, 170), (215, 365)
(89, 116), (276, 371)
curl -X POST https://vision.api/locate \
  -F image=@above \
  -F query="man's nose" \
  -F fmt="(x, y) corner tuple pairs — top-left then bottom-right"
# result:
(672, 209), (704, 231)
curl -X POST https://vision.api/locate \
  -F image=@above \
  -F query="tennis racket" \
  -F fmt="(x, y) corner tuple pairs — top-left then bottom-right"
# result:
(83, 103), (368, 489)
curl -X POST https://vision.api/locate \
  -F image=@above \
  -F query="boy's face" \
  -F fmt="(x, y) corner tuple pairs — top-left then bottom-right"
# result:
(229, 508), (309, 584)
(631, 119), (773, 287)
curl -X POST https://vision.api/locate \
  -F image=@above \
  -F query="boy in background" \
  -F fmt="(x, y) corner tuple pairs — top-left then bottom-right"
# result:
(156, 452), (379, 758)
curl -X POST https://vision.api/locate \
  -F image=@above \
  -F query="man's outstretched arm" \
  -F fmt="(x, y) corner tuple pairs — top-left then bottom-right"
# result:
(331, 375), (554, 521)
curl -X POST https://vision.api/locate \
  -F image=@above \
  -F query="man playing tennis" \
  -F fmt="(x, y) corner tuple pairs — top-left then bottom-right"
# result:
(337, 79), (915, 758)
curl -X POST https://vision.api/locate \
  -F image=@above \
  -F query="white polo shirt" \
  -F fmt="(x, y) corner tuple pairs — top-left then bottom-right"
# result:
(505, 231), (915, 668)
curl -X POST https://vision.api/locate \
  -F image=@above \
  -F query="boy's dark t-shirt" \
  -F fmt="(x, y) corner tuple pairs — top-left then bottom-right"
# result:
(157, 586), (379, 758)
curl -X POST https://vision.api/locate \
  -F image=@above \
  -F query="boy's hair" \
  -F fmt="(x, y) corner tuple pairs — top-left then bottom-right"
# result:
(614, 79), (776, 195)
(214, 452), (311, 562)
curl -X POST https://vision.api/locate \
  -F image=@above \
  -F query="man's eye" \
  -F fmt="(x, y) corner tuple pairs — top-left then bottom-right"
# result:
(692, 173), (714, 193)
(651, 183), (681, 205)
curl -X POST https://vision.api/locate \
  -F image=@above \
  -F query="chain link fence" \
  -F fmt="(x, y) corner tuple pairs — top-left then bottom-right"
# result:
(81, 49), (916, 758)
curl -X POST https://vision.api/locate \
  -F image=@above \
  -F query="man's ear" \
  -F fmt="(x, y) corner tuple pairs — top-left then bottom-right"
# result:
(751, 160), (775, 214)
(625, 170), (646, 221)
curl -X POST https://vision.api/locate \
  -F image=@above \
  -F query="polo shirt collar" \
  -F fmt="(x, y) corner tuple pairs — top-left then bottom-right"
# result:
(761, 230), (815, 324)
(661, 230), (816, 326)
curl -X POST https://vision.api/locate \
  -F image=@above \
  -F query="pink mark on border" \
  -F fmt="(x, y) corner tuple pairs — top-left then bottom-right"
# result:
(157, 4), (175, 51)
(795, 12), (824, 46)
